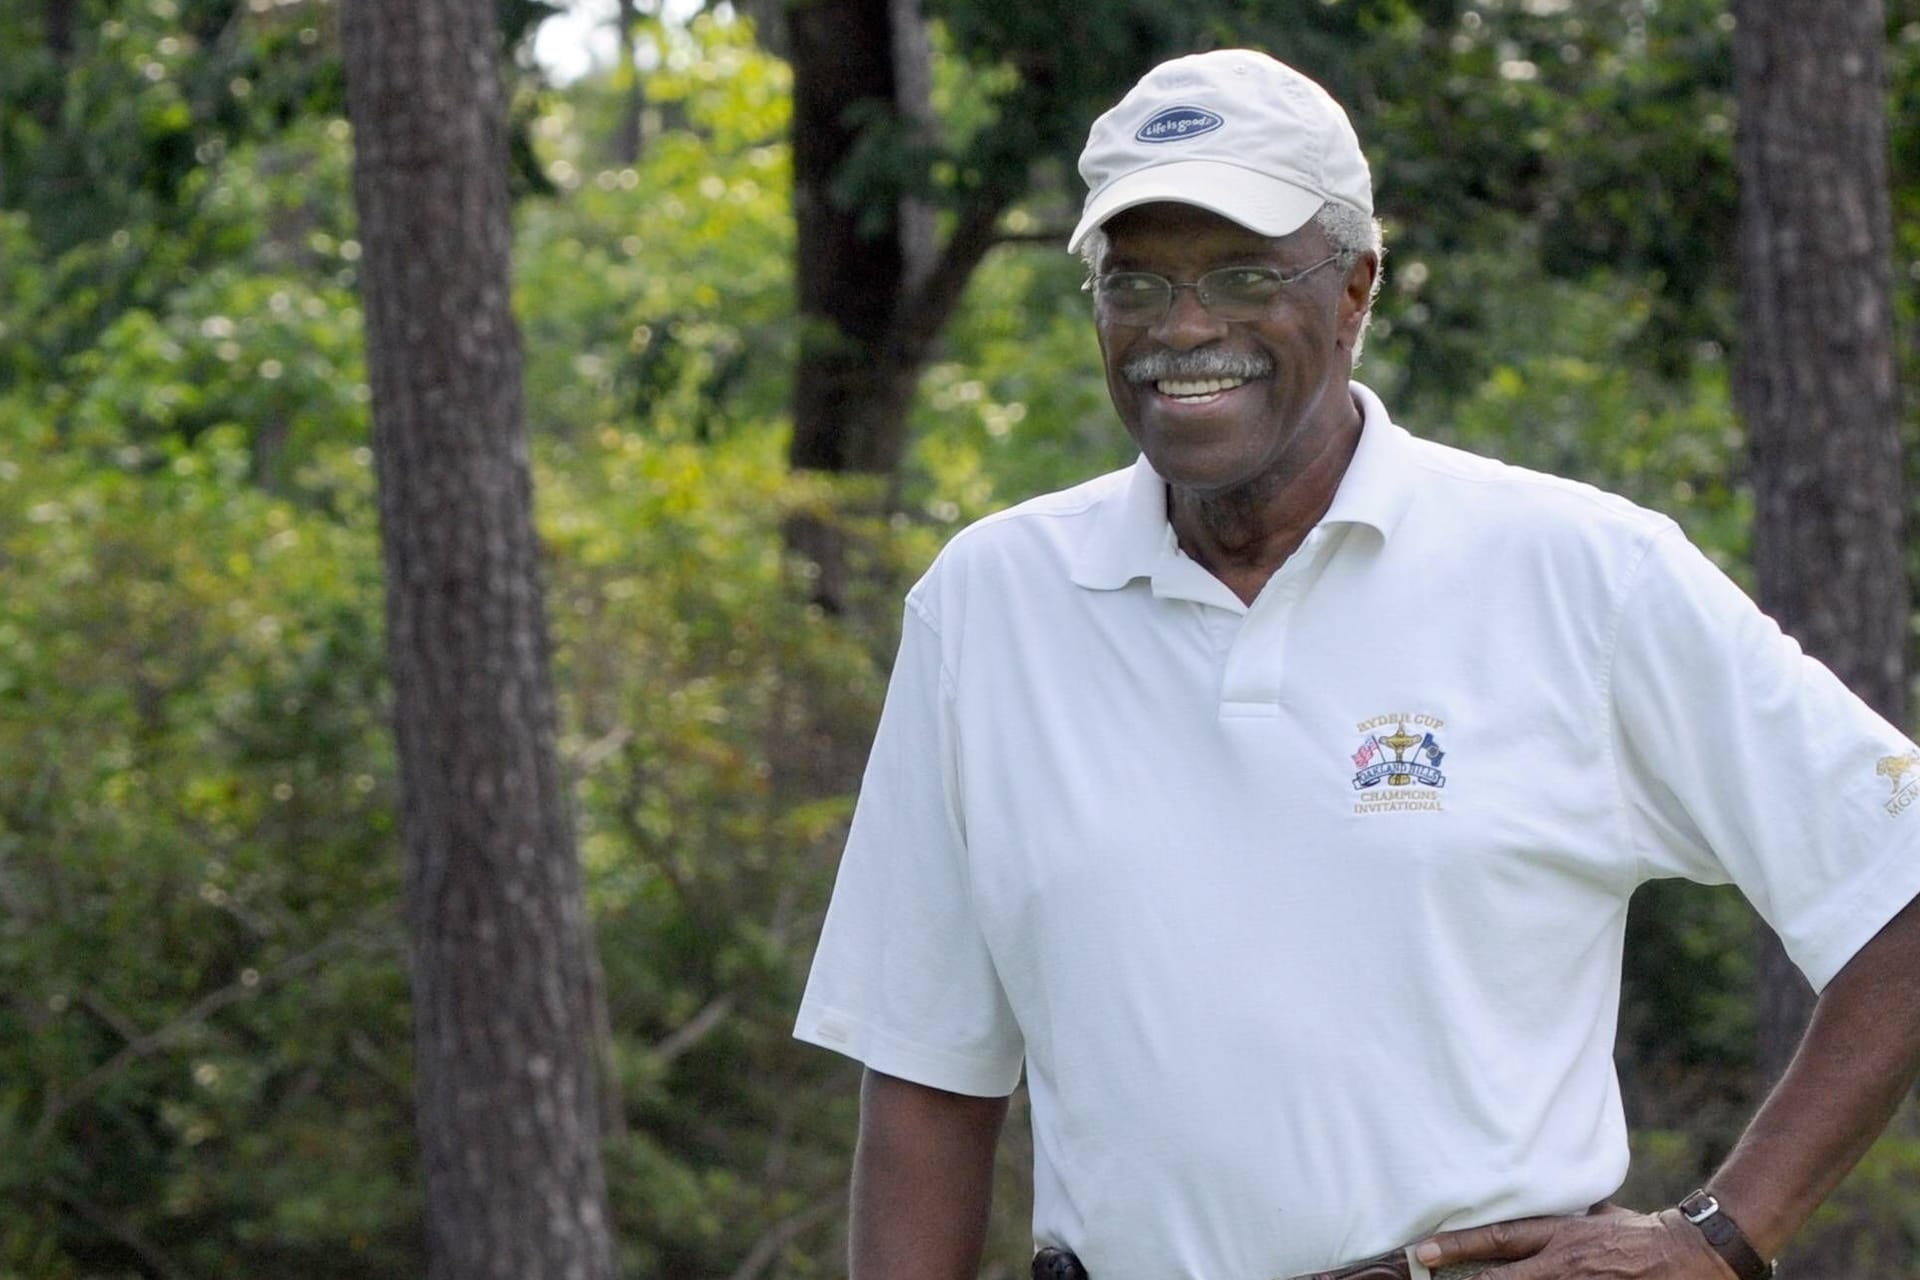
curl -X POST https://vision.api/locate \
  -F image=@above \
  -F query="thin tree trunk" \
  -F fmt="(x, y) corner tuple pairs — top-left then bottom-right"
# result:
(45, 0), (73, 65)
(1735, 1), (1904, 1273)
(341, 2), (617, 1277)
(891, 0), (936, 294)
(783, 0), (914, 614)
(787, 0), (910, 480)
(783, 0), (1016, 614)
(613, 0), (645, 165)
(733, 0), (790, 62)
(38, 0), (75, 131)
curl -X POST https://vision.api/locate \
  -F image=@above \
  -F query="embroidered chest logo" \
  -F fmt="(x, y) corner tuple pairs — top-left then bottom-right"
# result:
(1877, 751), (1920, 817)
(1352, 713), (1447, 815)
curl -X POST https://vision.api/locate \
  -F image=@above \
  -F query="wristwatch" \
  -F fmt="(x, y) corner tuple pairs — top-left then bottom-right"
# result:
(1678, 1189), (1774, 1280)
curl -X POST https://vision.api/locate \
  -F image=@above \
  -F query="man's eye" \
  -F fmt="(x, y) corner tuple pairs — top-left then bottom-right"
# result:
(1105, 274), (1163, 295)
(1214, 268), (1281, 293)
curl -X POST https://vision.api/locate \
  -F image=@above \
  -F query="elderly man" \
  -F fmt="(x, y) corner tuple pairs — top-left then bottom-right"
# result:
(794, 48), (1920, 1280)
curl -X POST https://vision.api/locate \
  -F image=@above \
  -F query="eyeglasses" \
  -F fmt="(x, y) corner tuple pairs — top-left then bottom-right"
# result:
(1084, 255), (1346, 326)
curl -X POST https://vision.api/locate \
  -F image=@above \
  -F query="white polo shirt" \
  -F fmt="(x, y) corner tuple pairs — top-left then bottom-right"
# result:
(795, 382), (1920, 1280)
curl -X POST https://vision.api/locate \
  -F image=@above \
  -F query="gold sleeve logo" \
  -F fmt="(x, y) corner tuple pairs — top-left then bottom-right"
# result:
(1877, 751), (1920, 817)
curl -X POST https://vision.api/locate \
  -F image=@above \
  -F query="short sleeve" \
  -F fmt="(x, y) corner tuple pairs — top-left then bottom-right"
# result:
(793, 596), (1025, 1096)
(1611, 525), (1920, 990)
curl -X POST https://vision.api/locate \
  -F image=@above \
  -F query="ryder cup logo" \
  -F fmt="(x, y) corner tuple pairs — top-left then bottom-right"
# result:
(1351, 713), (1448, 815)
(1135, 106), (1224, 144)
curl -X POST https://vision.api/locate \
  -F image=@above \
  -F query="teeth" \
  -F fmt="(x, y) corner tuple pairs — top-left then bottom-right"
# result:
(1157, 376), (1247, 398)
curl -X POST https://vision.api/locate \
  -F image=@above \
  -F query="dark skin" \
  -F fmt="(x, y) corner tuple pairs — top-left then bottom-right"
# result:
(1094, 201), (1376, 605)
(850, 1069), (1007, 1280)
(847, 201), (1920, 1277)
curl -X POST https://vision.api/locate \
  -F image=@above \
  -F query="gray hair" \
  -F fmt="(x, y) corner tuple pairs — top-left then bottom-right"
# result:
(1077, 201), (1386, 364)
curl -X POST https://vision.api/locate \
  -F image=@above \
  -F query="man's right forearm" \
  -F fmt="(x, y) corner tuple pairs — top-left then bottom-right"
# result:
(850, 1067), (1011, 1280)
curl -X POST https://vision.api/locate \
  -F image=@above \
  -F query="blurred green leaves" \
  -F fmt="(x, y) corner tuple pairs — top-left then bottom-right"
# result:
(0, 427), (413, 1275)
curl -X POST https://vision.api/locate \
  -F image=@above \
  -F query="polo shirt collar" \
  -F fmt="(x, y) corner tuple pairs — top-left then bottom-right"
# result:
(1321, 380), (1415, 543)
(1069, 449), (1178, 591)
(1068, 380), (1415, 593)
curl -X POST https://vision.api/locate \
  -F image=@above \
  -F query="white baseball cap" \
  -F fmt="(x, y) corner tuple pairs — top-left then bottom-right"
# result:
(1069, 49), (1374, 254)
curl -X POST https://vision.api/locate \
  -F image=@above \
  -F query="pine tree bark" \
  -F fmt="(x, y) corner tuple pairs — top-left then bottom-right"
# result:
(1735, 1), (1905, 1272)
(342, 3), (617, 1277)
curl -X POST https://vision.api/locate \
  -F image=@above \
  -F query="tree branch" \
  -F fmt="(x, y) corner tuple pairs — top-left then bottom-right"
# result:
(993, 227), (1076, 246)
(77, 990), (149, 1046)
(570, 724), (634, 777)
(651, 994), (735, 1068)
(31, 925), (396, 1149)
(726, 1189), (849, 1280)
(883, 190), (1016, 374)
(43, 1174), (199, 1280)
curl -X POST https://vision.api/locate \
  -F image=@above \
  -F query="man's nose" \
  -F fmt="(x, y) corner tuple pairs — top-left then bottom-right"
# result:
(1148, 283), (1230, 349)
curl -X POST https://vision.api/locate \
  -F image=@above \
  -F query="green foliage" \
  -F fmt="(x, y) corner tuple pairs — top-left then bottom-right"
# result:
(1800, 1107), (1920, 1272)
(1363, 220), (1747, 560)
(541, 425), (885, 1275)
(65, 264), (368, 490)
(0, 430), (414, 1277)
(0, 0), (345, 378)
(906, 244), (1129, 525)
(516, 14), (795, 449)
(514, 31), (906, 1270)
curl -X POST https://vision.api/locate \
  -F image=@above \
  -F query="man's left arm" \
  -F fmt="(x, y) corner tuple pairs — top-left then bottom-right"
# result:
(1415, 890), (1920, 1278)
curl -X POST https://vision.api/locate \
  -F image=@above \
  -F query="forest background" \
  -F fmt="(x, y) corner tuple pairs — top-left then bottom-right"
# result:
(4, 0), (1920, 1277)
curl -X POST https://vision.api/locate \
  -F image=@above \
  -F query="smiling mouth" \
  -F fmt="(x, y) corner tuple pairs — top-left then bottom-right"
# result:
(1156, 375), (1252, 402)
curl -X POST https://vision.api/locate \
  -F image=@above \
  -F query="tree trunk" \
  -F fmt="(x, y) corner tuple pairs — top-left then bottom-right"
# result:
(782, 0), (1012, 611)
(784, 0), (919, 614)
(731, 0), (790, 61)
(45, 0), (73, 65)
(787, 0), (912, 480)
(341, 3), (617, 1278)
(889, 0), (937, 294)
(38, 0), (75, 131)
(1734, 0), (1905, 1272)
(784, 0), (1008, 481)
(613, 0), (645, 165)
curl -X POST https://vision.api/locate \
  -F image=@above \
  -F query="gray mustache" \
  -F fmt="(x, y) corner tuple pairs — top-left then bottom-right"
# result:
(1123, 350), (1273, 383)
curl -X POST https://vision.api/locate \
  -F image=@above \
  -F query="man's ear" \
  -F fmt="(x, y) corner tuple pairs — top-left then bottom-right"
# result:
(1337, 251), (1380, 351)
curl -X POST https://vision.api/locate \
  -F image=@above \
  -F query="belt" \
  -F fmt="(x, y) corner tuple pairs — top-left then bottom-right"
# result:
(1031, 1244), (1483, 1280)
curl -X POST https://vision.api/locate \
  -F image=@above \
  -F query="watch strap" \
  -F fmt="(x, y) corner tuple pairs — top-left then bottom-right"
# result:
(1678, 1189), (1774, 1280)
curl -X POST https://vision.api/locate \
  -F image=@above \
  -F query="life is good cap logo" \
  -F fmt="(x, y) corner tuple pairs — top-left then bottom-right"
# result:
(1135, 105), (1224, 144)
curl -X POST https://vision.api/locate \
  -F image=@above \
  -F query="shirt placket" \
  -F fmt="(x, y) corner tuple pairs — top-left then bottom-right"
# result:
(1220, 525), (1342, 717)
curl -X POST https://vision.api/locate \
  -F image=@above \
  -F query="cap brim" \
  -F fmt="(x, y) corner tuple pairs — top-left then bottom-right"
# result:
(1068, 160), (1327, 255)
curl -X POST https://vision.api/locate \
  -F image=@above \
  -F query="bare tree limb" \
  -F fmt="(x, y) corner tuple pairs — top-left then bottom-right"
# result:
(726, 1190), (849, 1280)
(993, 227), (1076, 246)
(883, 191), (1015, 375)
(43, 1175), (199, 1280)
(651, 994), (735, 1068)
(570, 724), (634, 777)
(31, 926), (395, 1148)
(76, 990), (149, 1046)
